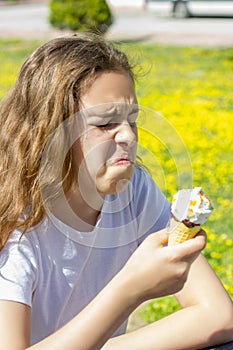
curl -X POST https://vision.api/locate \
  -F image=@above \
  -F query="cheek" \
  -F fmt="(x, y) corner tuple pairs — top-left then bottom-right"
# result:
(72, 139), (83, 173)
(80, 136), (116, 176)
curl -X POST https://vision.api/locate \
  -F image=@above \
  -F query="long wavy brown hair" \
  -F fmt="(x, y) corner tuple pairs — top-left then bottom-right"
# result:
(0, 34), (135, 251)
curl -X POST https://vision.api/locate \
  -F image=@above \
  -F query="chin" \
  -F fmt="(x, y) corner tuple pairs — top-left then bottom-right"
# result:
(114, 178), (131, 194)
(96, 165), (134, 195)
(98, 175), (133, 195)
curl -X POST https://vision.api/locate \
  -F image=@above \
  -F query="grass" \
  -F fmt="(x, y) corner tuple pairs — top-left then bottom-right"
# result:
(128, 42), (233, 321)
(0, 39), (232, 322)
(0, 39), (43, 97)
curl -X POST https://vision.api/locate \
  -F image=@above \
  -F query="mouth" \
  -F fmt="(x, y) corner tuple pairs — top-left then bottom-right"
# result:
(108, 154), (135, 167)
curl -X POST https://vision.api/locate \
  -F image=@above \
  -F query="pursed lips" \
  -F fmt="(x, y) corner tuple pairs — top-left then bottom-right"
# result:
(107, 154), (135, 166)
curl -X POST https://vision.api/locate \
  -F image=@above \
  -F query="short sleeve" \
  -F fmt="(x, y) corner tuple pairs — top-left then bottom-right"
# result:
(133, 166), (171, 241)
(0, 231), (38, 307)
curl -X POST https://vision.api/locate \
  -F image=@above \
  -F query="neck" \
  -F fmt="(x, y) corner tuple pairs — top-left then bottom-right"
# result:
(50, 185), (104, 232)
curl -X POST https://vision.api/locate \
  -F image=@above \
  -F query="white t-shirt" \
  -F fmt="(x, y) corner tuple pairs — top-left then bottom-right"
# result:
(0, 167), (170, 345)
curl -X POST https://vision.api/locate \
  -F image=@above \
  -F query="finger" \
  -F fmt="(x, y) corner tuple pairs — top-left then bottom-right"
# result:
(169, 230), (206, 258)
(186, 229), (207, 248)
(195, 229), (207, 240)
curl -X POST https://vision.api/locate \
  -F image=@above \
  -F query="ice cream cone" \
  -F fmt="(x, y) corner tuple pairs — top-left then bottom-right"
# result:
(168, 217), (201, 245)
(168, 187), (213, 245)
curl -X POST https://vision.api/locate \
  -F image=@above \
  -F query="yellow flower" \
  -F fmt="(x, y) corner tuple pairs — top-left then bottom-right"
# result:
(210, 252), (221, 259)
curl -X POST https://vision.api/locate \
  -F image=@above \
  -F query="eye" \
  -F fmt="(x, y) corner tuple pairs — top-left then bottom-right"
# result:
(128, 112), (138, 127)
(129, 121), (137, 127)
(97, 123), (110, 128)
(97, 122), (118, 130)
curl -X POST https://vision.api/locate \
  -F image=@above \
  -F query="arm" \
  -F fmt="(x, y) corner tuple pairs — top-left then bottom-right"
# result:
(175, 254), (233, 347)
(0, 228), (206, 350)
(0, 274), (138, 350)
(102, 254), (233, 350)
(0, 300), (31, 350)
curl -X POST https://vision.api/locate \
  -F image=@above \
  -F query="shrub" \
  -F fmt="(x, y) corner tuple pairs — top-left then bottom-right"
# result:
(49, 0), (113, 34)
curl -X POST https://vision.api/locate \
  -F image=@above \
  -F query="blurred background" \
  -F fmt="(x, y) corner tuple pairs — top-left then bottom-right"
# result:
(0, 0), (232, 45)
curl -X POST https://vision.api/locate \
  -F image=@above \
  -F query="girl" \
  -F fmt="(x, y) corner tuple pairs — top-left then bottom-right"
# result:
(0, 34), (232, 350)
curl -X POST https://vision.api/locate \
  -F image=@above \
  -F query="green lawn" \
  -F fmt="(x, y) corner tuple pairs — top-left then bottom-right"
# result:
(0, 39), (232, 321)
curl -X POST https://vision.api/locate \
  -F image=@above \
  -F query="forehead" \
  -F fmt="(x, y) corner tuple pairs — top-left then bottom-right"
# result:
(80, 71), (137, 108)
(83, 102), (139, 120)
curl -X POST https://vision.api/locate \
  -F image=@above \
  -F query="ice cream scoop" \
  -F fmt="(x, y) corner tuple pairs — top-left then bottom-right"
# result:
(168, 187), (214, 245)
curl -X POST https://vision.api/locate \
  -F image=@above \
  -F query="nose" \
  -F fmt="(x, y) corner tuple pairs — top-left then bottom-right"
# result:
(114, 122), (137, 148)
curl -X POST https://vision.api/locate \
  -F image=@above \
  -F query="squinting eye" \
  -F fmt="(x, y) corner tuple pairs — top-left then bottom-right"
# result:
(97, 124), (109, 128)
(129, 121), (137, 127)
(98, 121), (137, 129)
(97, 123), (118, 129)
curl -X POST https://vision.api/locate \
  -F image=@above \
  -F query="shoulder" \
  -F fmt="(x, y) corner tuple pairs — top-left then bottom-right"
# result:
(132, 165), (168, 209)
(131, 164), (152, 186)
(0, 228), (38, 306)
(0, 218), (50, 272)
(0, 218), (55, 305)
(0, 226), (41, 272)
(131, 165), (171, 235)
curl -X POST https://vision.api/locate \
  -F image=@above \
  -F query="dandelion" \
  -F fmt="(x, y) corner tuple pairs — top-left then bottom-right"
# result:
(210, 252), (221, 259)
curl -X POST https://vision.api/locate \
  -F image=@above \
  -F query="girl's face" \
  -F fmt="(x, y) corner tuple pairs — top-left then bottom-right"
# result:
(73, 71), (138, 196)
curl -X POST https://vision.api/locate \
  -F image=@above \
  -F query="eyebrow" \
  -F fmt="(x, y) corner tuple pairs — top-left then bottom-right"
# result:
(102, 104), (139, 116)
(86, 103), (139, 119)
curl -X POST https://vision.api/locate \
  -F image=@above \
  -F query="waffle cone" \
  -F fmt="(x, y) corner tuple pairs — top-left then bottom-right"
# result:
(168, 218), (201, 245)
